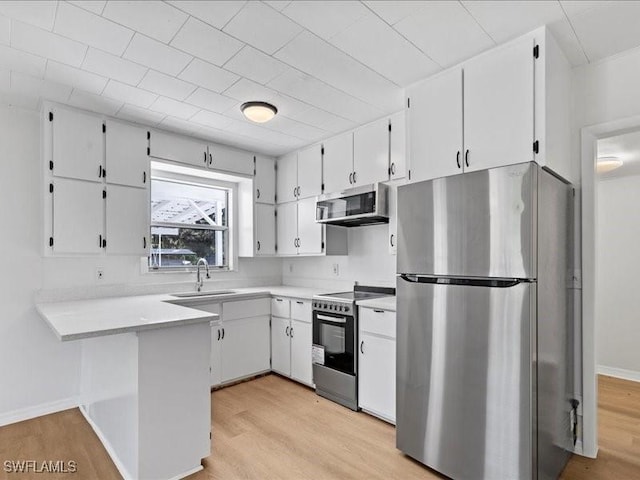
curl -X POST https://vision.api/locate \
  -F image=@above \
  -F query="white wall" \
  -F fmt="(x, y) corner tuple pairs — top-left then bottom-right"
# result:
(596, 176), (640, 376)
(0, 103), (282, 424)
(282, 224), (395, 291)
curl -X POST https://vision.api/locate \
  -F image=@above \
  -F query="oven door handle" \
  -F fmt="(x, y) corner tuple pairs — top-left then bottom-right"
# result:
(315, 314), (347, 323)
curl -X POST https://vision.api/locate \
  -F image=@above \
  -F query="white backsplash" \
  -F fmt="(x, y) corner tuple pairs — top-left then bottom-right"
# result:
(282, 224), (396, 292)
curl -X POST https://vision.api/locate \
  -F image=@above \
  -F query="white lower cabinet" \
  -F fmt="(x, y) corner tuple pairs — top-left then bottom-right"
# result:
(270, 297), (313, 387)
(270, 316), (291, 377)
(358, 307), (396, 424)
(206, 298), (271, 387)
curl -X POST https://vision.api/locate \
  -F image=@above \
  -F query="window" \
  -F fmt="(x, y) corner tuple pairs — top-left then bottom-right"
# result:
(149, 175), (230, 271)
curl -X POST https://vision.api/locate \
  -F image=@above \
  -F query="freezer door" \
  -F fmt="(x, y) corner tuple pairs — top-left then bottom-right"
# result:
(396, 276), (535, 480)
(397, 162), (537, 278)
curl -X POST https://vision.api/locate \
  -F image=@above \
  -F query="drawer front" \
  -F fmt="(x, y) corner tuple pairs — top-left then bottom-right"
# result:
(223, 297), (270, 321)
(359, 307), (396, 338)
(271, 297), (290, 318)
(291, 299), (312, 323)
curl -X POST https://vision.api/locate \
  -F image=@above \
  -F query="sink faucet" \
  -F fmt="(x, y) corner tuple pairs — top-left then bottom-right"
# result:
(196, 258), (210, 292)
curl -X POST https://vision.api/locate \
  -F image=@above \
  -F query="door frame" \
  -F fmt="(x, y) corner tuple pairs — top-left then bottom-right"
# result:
(580, 113), (640, 458)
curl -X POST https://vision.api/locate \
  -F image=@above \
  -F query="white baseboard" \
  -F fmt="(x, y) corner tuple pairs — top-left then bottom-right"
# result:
(597, 365), (640, 383)
(0, 397), (78, 427)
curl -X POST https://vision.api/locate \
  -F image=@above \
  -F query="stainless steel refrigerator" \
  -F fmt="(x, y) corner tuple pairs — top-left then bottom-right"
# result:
(396, 162), (575, 480)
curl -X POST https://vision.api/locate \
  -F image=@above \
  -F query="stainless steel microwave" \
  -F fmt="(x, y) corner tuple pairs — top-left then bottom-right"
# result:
(315, 183), (389, 227)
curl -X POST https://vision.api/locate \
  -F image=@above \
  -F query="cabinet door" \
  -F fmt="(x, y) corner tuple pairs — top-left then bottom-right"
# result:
(255, 155), (276, 204)
(290, 319), (313, 386)
(106, 185), (149, 256)
(276, 152), (298, 204)
(297, 197), (323, 255)
(208, 144), (253, 176)
(221, 316), (271, 383)
(255, 203), (276, 255)
(322, 132), (353, 193)
(51, 107), (104, 182)
(463, 36), (534, 172)
(270, 317), (291, 377)
(105, 120), (148, 188)
(52, 178), (104, 254)
(353, 118), (389, 186)
(358, 332), (396, 423)
(297, 144), (323, 199)
(407, 67), (463, 182)
(388, 182), (398, 255)
(211, 324), (222, 387)
(389, 111), (406, 180)
(148, 130), (207, 168)
(276, 201), (298, 255)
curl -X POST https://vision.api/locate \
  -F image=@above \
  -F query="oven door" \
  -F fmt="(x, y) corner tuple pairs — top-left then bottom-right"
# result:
(312, 310), (355, 375)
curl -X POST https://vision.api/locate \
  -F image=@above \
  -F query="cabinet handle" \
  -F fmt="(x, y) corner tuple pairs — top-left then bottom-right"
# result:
(256, 188), (260, 199)
(349, 172), (353, 184)
(390, 233), (395, 247)
(374, 309), (385, 313)
(217, 329), (221, 341)
(290, 327), (294, 338)
(143, 171), (146, 183)
(465, 149), (469, 168)
(296, 186), (301, 197)
(296, 301), (303, 305)
(276, 298), (283, 302)
(353, 171), (357, 184)
(221, 328), (225, 340)
(209, 152), (213, 166)
(360, 340), (364, 354)
(98, 165), (103, 178)
(204, 152), (207, 164)
(257, 240), (260, 251)
(285, 326), (290, 337)
(390, 163), (396, 175)
(456, 151), (461, 169)
(293, 186), (297, 198)
(98, 234), (102, 247)
(143, 237), (146, 249)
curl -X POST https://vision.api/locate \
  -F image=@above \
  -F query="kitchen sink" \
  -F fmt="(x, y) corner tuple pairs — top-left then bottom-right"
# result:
(171, 290), (235, 298)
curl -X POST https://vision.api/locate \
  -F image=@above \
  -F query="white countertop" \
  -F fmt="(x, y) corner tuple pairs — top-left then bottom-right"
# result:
(356, 296), (397, 311)
(37, 286), (325, 342)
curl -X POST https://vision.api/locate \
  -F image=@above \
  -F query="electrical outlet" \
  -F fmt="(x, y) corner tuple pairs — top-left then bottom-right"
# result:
(96, 267), (104, 280)
(332, 263), (339, 276)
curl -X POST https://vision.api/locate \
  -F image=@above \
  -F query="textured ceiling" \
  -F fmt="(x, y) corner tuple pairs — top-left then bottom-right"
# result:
(1, 1), (640, 156)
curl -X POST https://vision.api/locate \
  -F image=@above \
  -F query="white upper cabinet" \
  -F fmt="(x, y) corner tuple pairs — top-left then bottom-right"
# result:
(389, 111), (406, 181)
(463, 36), (534, 173)
(353, 117), (389, 186)
(255, 203), (276, 255)
(276, 152), (298, 204)
(407, 67), (463, 183)
(50, 107), (104, 183)
(51, 178), (104, 254)
(106, 185), (149, 256)
(276, 201), (298, 256)
(207, 144), (253, 176)
(297, 197), (323, 255)
(296, 144), (322, 199)
(322, 132), (353, 193)
(105, 120), (149, 189)
(148, 130), (207, 167)
(254, 155), (276, 204)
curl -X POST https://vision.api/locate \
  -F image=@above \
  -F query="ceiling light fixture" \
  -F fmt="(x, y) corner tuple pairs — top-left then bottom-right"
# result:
(241, 101), (278, 123)
(596, 156), (623, 173)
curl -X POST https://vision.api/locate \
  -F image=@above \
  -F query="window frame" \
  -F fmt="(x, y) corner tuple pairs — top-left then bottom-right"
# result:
(148, 164), (238, 273)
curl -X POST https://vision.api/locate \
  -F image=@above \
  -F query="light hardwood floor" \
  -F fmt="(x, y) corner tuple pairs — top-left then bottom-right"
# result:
(0, 375), (638, 480)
